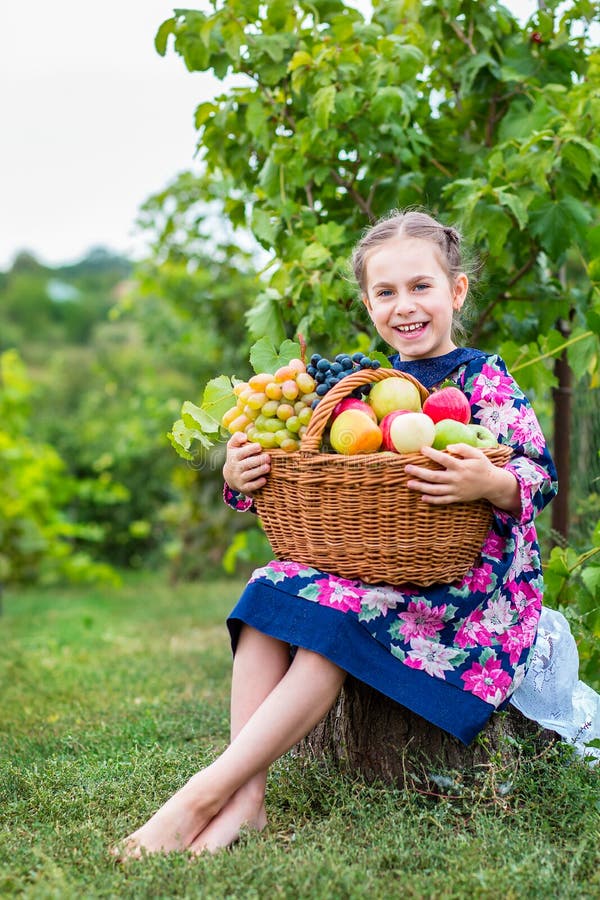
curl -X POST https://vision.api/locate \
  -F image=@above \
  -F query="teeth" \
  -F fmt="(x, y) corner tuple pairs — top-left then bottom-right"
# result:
(397, 323), (424, 332)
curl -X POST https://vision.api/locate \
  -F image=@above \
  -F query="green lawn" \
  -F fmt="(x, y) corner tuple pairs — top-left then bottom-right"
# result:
(1, 573), (599, 899)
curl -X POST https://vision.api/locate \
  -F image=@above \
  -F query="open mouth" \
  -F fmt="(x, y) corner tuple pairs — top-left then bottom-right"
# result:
(395, 322), (427, 335)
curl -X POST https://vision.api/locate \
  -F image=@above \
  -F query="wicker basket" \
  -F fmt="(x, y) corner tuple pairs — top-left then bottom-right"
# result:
(253, 368), (512, 586)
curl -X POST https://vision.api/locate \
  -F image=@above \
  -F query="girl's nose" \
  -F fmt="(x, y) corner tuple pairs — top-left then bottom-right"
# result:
(393, 291), (417, 314)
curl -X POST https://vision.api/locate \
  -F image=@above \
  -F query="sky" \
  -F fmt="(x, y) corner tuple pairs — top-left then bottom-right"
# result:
(1, 0), (539, 270)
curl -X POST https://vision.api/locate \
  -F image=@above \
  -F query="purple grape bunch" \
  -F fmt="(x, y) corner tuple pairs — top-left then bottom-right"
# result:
(307, 352), (381, 409)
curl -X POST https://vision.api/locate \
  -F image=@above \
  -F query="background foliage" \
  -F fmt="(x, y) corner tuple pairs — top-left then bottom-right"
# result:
(1, 0), (599, 683)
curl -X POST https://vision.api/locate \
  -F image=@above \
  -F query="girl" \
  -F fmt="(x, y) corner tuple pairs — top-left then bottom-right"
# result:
(116, 209), (558, 857)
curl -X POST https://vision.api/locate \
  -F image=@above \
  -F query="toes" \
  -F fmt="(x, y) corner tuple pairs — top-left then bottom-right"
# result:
(110, 838), (142, 862)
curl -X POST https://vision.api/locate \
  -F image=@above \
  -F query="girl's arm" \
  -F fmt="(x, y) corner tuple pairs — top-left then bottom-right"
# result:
(405, 354), (557, 522)
(406, 443), (522, 515)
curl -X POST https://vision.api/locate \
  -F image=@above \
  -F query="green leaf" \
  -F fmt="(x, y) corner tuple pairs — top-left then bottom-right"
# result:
(249, 337), (301, 374)
(278, 339), (303, 364)
(222, 19), (244, 60)
(458, 51), (499, 93)
(567, 330), (598, 382)
(249, 336), (279, 374)
(194, 101), (217, 129)
(254, 33), (290, 63)
(529, 196), (592, 259)
(202, 375), (236, 422)
(313, 221), (347, 247)
(181, 400), (220, 435)
(495, 189), (528, 230)
(245, 97), (270, 143)
(251, 207), (279, 246)
(561, 138), (598, 190)
(498, 96), (560, 142)
(167, 421), (196, 460)
(245, 292), (286, 344)
(155, 17), (175, 56)
(288, 50), (313, 72)
(311, 85), (336, 130)
(370, 351), (393, 367)
(581, 566), (600, 598)
(301, 242), (332, 269)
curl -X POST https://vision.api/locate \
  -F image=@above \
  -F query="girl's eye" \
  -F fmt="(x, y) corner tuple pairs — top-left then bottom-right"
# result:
(414, 283), (430, 292)
(376, 289), (394, 299)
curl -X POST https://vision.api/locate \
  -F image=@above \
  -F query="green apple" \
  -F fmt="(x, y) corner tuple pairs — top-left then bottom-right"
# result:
(368, 378), (422, 420)
(432, 418), (478, 450)
(468, 424), (498, 448)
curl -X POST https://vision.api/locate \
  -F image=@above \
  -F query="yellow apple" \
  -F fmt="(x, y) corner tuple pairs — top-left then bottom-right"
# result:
(368, 378), (422, 420)
(329, 409), (383, 455)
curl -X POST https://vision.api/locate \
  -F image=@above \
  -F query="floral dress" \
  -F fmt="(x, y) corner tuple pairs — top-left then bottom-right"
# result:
(224, 348), (558, 744)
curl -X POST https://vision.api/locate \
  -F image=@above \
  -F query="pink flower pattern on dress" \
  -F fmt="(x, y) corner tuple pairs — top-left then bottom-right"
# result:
(461, 656), (513, 706)
(481, 531), (506, 560)
(307, 578), (363, 613)
(458, 562), (495, 594)
(481, 596), (517, 634)
(468, 364), (515, 406)
(455, 609), (493, 649)
(396, 600), (448, 641)
(404, 637), (459, 678)
(475, 401), (516, 439)
(498, 625), (527, 666)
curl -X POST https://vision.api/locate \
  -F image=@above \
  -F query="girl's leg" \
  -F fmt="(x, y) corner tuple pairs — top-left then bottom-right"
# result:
(187, 646), (345, 851)
(116, 626), (290, 857)
(189, 626), (293, 851)
(116, 640), (345, 856)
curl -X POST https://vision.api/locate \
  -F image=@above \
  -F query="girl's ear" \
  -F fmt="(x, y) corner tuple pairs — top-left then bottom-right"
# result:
(452, 273), (469, 311)
(361, 292), (373, 313)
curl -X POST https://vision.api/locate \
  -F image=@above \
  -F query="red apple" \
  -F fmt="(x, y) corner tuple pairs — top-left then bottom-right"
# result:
(422, 386), (471, 425)
(380, 409), (410, 450)
(330, 397), (377, 424)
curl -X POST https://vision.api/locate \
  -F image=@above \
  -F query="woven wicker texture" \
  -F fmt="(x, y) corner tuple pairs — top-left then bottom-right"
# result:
(253, 368), (512, 586)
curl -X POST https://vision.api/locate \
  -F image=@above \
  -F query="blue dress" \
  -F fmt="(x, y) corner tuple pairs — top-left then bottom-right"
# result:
(224, 349), (558, 744)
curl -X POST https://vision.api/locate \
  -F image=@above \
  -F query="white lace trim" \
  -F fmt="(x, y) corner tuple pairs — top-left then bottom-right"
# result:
(510, 606), (599, 764)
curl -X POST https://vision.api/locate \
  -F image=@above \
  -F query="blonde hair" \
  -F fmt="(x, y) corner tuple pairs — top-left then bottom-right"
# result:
(351, 209), (471, 342)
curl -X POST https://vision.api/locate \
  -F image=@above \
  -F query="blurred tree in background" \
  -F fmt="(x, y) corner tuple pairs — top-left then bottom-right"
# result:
(0, 235), (259, 582)
(1, 0), (599, 681)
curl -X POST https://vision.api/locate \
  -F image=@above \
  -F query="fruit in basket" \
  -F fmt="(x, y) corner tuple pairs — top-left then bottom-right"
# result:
(330, 409), (383, 454)
(468, 424), (498, 448)
(220, 358), (316, 451)
(432, 418), (478, 450)
(368, 378), (422, 420)
(306, 352), (382, 408)
(330, 397), (378, 424)
(389, 412), (435, 453)
(422, 385), (471, 424)
(380, 409), (410, 451)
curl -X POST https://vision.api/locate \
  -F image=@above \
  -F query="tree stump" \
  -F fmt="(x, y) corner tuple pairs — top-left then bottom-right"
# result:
(294, 676), (556, 786)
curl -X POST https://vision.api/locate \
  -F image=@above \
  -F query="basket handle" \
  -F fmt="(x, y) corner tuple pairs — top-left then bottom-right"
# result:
(301, 367), (429, 451)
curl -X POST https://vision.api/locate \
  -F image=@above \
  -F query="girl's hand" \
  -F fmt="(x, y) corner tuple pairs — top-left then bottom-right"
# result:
(404, 443), (521, 514)
(223, 432), (271, 495)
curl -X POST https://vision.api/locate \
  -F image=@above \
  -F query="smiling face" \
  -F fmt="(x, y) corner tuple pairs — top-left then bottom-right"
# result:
(362, 236), (468, 361)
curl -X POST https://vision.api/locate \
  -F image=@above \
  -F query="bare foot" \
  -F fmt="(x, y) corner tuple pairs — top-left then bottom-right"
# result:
(112, 773), (221, 860)
(189, 788), (267, 855)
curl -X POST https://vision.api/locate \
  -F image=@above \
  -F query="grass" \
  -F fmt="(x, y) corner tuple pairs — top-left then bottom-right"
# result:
(1, 572), (599, 899)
